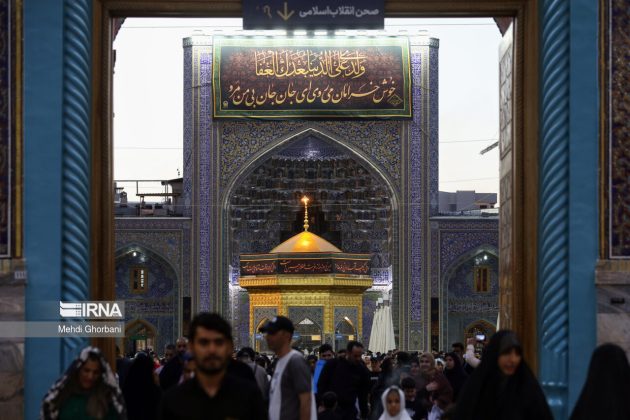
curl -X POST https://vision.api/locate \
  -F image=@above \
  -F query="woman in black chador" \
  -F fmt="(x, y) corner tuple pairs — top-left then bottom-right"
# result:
(443, 352), (468, 402)
(570, 343), (630, 420)
(122, 352), (162, 420)
(452, 330), (552, 420)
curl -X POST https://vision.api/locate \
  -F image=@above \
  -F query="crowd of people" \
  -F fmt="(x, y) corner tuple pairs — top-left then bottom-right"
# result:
(41, 312), (630, 420)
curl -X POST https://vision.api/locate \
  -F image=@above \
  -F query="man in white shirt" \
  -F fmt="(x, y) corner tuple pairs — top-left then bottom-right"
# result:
(261, 316), (313, 420)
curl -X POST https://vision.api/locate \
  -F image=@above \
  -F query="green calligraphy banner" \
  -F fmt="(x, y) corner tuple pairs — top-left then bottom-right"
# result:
(212, 36), (411, 118)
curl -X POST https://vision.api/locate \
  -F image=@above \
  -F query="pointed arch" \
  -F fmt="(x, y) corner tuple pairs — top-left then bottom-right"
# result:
(123, 318), (158, 355)
(219, 128), (402, 347)
(441, 245), (499, 349)
(115, 243), (178, 274)
(221, 127), (400, 209)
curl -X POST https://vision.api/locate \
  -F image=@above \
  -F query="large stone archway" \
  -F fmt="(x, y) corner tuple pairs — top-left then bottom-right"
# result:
(220, 129), (400, 347)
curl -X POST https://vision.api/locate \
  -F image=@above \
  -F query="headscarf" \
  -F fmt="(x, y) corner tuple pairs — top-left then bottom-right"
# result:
(419, 351), (453, 410)
(444, 351), (468, 401)
(420, 352), (437, 379)
(378, 386), (412, 420)
(41, 346), (127, 420)
(570, 343), (630, 420)
(452, 330), (552, 420)
(122, 352), (161, 420)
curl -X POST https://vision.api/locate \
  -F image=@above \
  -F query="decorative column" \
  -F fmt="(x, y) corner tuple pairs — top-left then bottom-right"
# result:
(407, 35), (439, 350)
(60, 0), (91, 368)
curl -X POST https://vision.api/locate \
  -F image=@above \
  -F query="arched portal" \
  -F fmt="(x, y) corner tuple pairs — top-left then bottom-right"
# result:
(223, 129), (399, 348)
(293, 318), (323, 353)
(114, 244), (179, 354)
(254, 318), (270, 353)
(123, 319), (157, 356)
(441, 247), (499, 349)
(335, 318), (357, 352)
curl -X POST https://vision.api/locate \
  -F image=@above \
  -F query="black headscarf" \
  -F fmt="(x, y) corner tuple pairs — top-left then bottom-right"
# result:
(444, 351), (468, 401)
(122, 352), (161, 420)
(570, 343), (630, 420)
(452, 330), (552, 420)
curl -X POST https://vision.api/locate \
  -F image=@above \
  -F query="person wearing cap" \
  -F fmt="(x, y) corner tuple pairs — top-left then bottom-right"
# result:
(260, 316), (314, 420)
(158, 312), (266, 420)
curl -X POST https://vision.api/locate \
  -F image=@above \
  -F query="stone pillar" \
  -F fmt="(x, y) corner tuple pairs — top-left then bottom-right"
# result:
(406, 35), (439, 351)
(183, 35), (214, 313)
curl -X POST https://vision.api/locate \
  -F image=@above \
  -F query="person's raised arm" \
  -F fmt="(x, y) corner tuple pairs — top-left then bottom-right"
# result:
(465, 338), (481, 368)
(298, 392), (312, 420)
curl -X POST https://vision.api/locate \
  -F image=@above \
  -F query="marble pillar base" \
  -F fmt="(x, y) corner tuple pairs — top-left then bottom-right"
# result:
(596, 260), (630, 356)
(0, 259), (27, 419)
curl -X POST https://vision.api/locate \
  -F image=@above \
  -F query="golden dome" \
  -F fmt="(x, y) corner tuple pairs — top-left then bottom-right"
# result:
(270, 231), (342, 253)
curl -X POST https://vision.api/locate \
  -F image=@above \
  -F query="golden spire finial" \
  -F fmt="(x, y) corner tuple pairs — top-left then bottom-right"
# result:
(302, 196), (310, 231)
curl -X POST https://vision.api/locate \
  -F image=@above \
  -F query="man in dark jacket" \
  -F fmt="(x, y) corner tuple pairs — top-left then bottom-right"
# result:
(317, 341), (372, 420)
(158, 313), (266, 420)
(159, 337), (188, 390)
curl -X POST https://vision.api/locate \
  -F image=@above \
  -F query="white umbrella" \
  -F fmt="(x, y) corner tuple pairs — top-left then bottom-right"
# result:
(369, 304), (380, 352)
(383, 303), (397, 351)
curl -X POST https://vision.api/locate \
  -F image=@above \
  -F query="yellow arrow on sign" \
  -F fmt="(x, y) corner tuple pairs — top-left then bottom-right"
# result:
(277, 2), (295, 21)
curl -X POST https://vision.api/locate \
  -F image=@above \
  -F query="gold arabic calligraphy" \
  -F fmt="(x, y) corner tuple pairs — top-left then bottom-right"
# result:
(227, 78), (398, 108)
(335, 260), (370, 274)
(279, 260), (333, 273)
(241, 261), (276, 274)
(254, 49), (368, 79)
(222, 47), (402, 109)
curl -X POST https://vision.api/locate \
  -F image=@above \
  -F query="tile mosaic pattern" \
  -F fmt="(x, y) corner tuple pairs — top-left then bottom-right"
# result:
(0, 0), (13, 257)
(608, 0), (630, 257)
(430, 218), (499, 349)
(253, 306), (277, 332)
(115, 252), (177, 352)
(440, 229), (499, 273)
(115, 218), (191, 296)
(289, 306), (325, 330)
(114, 218), (192, 350)
(185, 37), (443, 349)
(220, 120), (403, 190)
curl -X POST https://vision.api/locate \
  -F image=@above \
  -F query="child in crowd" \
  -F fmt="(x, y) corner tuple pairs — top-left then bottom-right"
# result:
(318, 391), (342, 420)
(379, 386), (412, 420)
(401, 377), (427, 420)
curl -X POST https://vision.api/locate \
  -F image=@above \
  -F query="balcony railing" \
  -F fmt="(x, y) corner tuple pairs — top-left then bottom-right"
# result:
(114, 179), (185, 217)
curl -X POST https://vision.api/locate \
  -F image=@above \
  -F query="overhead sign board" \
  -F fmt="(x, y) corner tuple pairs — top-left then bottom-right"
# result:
(213, 36), (411, 119)
(242, 0), (385, 30)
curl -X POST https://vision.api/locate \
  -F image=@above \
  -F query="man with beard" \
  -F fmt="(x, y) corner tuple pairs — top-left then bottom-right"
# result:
(159, 337), (188, 390)
(158, 313), (266, 420)
(317, 341), (371, 420)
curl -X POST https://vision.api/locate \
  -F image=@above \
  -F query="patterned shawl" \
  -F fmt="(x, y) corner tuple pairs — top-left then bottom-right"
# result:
(40, 346), (127, 419)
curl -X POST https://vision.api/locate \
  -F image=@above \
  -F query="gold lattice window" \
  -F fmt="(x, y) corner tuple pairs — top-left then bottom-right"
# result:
(473, 266), (490, 293)
(130, 267), (148, 293)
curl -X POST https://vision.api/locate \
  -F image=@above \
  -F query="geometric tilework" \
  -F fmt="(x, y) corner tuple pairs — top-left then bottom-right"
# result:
(0, 0), (12, 257)
(114, 217), (192, 347)
(430, 217), (499, 349)
(185, 36), (439, 351)
(607, 0), (630, 258)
